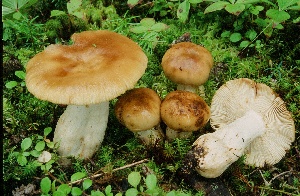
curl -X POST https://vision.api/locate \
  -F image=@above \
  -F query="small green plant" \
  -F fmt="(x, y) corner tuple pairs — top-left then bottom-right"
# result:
(130, 18), (169, 53)
(5, 70), (26, 89)
(11, 127), (55, 172)
(50, 0), (85, 20)
(40, 172), (123, 196)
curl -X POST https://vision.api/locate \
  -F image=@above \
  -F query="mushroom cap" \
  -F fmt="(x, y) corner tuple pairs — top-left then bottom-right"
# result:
(161, 42), (213, 86)
(210, 78), (295, 167)
(114, 88), (161, 132)
(161, 90), (210, 132)
(25, 30), (148, 105)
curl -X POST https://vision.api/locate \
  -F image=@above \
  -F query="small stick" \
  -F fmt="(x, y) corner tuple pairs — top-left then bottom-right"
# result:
(68, 159), (149, 185)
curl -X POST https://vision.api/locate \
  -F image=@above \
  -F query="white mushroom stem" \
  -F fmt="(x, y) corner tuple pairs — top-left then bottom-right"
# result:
(193, 110), (266, 178)
(53, 102), (109, 161)
(135, 125), (164, 145)
(166, 127), (193, 141)
(177, 84), (205, 97)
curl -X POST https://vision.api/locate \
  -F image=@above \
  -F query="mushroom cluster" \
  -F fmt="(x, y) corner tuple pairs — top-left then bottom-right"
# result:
(188, 78), (295, 178)
(26, 30), (148, 162)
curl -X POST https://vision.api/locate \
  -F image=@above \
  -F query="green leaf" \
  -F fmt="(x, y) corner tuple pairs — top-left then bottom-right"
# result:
(189, 0), (203, 3)
(30, 149), (41, 157)
(53, 190), (68, 196)
(249, 5), (264, 15)
(2, 6), (15, 17)
(35, 141), (45, 151)
(140, 18), (156, 27)
(177, 0), (190, 22)
(71, 187), (83, 196)
(266, 9), (290, 23)
(91, 190), (104, 196)
(225, 3), (245, 15)
(2, 0), (17, 9)
(44, 127), (52, 136)
(145, 174), (157, 190)
(71, 172), (86, 182)
(204, 1), (230, 14)
(128, 172), (141, 188)
(46, 142), (55, 148)
(255, 18), (268, 27)
(277, 0), (298, 10)
(239, 40), (250, 48)
(236, 0), (261, 4)
(245, 29), (257, 40)
(125, 188), (139, 196)
(127, 0), (140, 8)
(50, 10), (66, 17)
(230, 32), (242, 42)
(21, 138), (32, 151)
(83, 179), (93, 190)
(130, 26), (148, 33)
(67, 0), (81, 14)
(57, 184), (71, 194)
(17, 154), (27, 166)
(150, 23), (169, 32)
(40, 177), (51, 194)
(72, 11), (84, 19)
(105, 185), (112, 194)
(293, 16), (300, 23)
(221, 30), (231, 38)
(5, 81), (18, 89)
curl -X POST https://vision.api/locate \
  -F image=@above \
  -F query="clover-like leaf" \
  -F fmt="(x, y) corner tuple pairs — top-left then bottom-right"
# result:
(204, 1), (230, 14)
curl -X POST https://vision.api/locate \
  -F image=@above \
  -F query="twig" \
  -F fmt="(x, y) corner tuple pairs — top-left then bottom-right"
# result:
(68, 159), (149, 185)
(259, 169), (291, 187)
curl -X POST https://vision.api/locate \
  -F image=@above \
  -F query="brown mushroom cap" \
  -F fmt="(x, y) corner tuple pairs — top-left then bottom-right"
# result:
(161, 90), (210, 132)
(161, 42), (213, 86)
(25, 30), (148, 105)
(114, 88), (161, 132)
(210, 78), (295, 167)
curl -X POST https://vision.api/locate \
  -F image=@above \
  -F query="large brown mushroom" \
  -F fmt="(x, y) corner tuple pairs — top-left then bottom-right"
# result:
(25, 30), (147, 161)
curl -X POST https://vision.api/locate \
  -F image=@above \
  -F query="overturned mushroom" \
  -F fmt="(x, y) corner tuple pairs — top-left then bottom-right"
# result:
(115, 88), (164, 145)
(189, 78), (295, 178)
(161, 90), (210, 141)
(26, 30), (147, 162)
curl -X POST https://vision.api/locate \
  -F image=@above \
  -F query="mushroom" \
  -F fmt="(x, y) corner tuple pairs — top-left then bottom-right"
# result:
(114, 88), (164, 145)
(161, 42), (213, 95)
(189, 78), (295, 178)
(25, 30), (148, 161)
(160, 90), (210, 141)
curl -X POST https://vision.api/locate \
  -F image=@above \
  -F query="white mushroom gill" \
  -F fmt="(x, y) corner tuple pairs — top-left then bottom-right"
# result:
(53, 102), (109, 163)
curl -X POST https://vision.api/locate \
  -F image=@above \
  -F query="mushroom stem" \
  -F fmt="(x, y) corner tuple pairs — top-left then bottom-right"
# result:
(53, 102), (109, 161)
(166, 127), (193, 141)
(192, 110), (266, 178)
(177, 84), (206, 97)
(215, 110), (266, 156)
(135, 125), (164, 145)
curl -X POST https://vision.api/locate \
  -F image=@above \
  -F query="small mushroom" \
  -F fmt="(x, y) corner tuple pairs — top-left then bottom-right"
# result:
(26, 30), (148, 162)
(160, 90), (210, 141)
(189, 78), (295, 178)
(38, 151), (52, 163)
(161, 42), (213, 95)
(114, 88), (164, 145)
